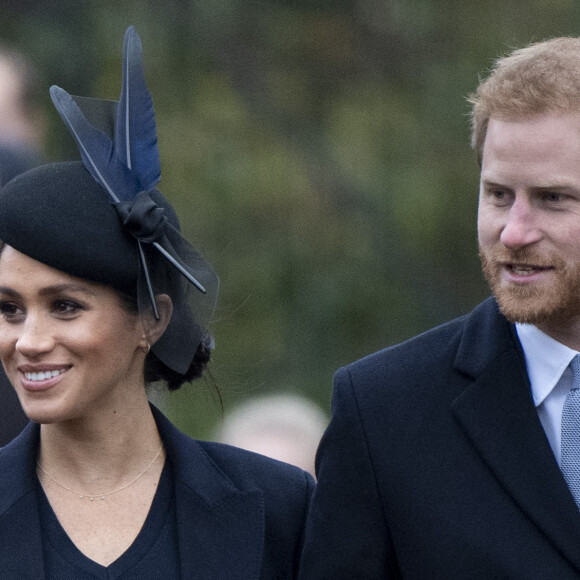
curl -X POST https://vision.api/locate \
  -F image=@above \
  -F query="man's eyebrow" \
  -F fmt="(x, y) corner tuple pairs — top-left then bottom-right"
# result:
(481, 179), (580, 191)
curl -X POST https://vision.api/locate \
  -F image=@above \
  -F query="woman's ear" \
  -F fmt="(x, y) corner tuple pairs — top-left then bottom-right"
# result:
(142, 294), (173, 347)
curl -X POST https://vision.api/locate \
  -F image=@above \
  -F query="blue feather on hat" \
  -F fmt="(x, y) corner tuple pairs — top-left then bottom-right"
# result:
(50, 26), (160, 203)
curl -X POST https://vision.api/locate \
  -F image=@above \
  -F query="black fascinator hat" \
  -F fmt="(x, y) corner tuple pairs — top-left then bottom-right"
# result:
(0, 27), (219, 375)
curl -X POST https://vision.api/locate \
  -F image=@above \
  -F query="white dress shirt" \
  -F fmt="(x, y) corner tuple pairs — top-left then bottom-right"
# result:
(516, 323), (579, 466)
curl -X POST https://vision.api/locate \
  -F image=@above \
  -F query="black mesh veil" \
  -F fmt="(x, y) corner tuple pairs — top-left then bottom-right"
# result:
(137, 219), (219, 374)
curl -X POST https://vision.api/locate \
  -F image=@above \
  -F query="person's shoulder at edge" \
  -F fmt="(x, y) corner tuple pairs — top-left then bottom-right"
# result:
(199, 437), (315, 493)
(156, 405), (314, 493)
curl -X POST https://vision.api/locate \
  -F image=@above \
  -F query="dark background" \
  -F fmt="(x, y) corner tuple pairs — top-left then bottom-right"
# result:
(1, 0), (578, 437)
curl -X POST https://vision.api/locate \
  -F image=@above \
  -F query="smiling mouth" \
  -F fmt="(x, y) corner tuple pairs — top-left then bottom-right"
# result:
(24, 369), (67, 382)
(507, 264), (552, 276)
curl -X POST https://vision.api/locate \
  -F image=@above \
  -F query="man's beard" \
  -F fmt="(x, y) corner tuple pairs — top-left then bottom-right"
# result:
(479, 245), (580, 325)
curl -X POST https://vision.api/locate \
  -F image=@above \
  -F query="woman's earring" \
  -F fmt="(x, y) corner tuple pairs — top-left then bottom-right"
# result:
(142, 341), (151, 355)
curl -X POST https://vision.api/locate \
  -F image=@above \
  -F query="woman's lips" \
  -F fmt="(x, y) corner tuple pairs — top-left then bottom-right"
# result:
(19, 367), (69, 391)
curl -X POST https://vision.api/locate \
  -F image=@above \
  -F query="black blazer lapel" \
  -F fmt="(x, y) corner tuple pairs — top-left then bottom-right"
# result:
(0, 490), (45, 579)
(175, 483), (264, 580)
(452, 300), (580, 572)
(152, 407), (265, 580)
(0, 422), (45, 579)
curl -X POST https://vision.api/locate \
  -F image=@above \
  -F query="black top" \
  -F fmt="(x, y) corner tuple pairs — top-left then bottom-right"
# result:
(38, 461), (180, 579)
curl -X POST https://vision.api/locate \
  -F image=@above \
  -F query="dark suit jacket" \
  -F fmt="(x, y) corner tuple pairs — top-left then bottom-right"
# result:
(0, 405), (314, 579)
(299, 298), (580, 579)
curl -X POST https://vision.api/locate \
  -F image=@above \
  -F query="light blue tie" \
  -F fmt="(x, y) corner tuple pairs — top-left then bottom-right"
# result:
(561, 354), (580, 508)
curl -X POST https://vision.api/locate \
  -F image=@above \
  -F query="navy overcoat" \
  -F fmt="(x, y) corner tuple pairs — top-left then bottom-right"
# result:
(0, 405), (314, 579)
(299, 298), (580, 579)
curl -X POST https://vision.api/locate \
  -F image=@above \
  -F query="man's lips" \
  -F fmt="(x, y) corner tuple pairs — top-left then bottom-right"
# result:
(499, 262), (556, 282)
(506, 263), (553, 276)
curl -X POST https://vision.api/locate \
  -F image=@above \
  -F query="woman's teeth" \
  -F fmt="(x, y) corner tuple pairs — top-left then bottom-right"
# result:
(25, 369), (66, 381)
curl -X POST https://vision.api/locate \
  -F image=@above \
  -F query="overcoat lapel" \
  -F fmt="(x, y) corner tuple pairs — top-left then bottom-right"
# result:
(153, 408), (265, 580)
(0, 422), (45, 579)
(174, 483), (264, 580)
(452, 299), (580, 572)
(0, 409), (266, 579)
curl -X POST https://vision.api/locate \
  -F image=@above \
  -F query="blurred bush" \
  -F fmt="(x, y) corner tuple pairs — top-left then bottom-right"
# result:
(2, 0), (579, 436)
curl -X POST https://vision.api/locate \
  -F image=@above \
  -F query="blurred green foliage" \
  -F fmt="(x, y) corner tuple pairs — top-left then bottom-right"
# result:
(2, 0), (580, 436)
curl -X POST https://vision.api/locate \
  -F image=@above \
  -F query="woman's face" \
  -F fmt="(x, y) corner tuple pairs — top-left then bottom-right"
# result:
(0, 245), (148, 424)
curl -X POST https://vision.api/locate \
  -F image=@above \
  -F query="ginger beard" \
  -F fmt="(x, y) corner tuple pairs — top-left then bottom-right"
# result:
(479, 245), (580, 326)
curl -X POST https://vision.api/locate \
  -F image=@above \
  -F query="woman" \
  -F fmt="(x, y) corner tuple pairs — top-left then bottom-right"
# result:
(0, 27), (313, 579)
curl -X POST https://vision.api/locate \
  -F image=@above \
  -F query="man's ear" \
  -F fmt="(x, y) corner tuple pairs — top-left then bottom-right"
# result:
(143, 294), (173, 347)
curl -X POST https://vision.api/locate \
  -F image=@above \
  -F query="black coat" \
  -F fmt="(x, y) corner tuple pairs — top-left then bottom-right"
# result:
(299, 298), (580, 579)
(0, 370), (27, 445)
(0, 405), (314, 579)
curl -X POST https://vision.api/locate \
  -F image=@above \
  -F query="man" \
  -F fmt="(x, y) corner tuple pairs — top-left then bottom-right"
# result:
(299, 38), (580, 578)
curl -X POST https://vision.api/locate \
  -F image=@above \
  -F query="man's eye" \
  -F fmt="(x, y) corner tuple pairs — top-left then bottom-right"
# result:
(487, 189), (509, 203)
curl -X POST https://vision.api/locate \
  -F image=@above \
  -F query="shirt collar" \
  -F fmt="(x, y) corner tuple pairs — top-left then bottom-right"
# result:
(515, 323), (578, 408)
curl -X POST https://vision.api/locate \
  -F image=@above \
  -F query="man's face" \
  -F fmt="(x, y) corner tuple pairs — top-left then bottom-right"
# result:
(478, 112), (580, 339)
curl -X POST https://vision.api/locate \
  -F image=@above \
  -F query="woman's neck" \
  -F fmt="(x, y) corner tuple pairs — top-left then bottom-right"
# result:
(37, 394), (163, 485)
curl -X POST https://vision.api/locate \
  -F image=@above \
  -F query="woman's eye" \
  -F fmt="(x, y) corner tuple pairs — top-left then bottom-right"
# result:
(52, 300), (83, 316)
(0, 301), (23, 322)
(543, 192), (561, 202)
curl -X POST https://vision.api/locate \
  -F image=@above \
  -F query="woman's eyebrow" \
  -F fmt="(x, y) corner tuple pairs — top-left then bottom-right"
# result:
(0, 284), (98, 298)
(0, 286), (18, 297)
(37, 284), (98, 297)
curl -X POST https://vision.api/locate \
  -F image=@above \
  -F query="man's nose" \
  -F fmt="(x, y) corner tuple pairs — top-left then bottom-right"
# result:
(499, 197), (542, 249)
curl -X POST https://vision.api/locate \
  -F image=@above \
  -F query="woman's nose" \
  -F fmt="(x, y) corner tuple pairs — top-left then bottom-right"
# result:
(15, 316), (55, 357)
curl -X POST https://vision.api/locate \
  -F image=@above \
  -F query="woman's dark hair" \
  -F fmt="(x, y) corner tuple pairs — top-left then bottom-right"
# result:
(116, 289), (212, 391)
(144, 336), (212, 391)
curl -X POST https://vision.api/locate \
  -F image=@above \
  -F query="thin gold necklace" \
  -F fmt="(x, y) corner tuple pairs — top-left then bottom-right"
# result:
(36, 443), (164, 501)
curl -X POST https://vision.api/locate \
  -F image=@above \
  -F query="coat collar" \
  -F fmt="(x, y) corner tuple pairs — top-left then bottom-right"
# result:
(0, 407), (265, 580)
(152, 406), (265, 580)
(452, 298), (580, 572)
(0, 421), (44, 579)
